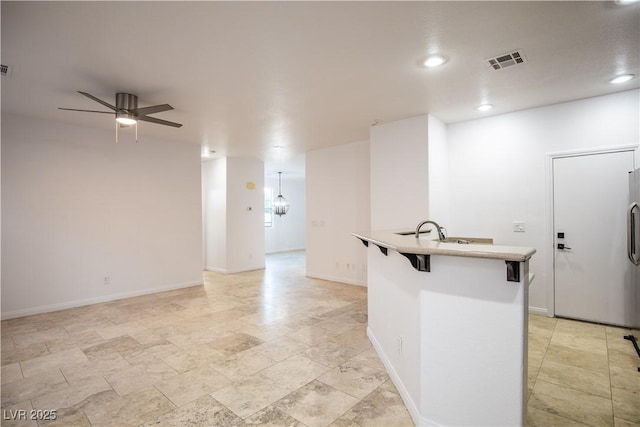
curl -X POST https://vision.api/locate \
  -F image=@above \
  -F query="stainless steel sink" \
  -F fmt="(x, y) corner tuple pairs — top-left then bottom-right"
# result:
(439, 237), (493, 244)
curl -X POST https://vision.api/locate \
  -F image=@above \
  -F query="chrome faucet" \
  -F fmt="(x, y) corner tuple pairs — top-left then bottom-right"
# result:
(415, 220), (447, 240)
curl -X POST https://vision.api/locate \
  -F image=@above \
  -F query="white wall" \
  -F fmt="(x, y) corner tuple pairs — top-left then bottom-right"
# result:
(370, 116), (429, 229)
(265, 175), (305, 253)
(202, 156), (265, 273)
(306, 140), (370, 286)
(427, 115), (450, 225)
(446, 89), (640, 313)
(202, 158), (227, 270)
(226, 157), (265, 273)
(1, 114), (203, 319)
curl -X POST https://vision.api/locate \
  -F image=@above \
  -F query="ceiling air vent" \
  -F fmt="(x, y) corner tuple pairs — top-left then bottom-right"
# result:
(486, 50), (526, 70)
(1, 64), (12, 78)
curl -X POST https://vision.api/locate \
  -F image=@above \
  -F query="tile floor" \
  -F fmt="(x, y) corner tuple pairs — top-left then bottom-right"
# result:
(1, 251), (638, 427)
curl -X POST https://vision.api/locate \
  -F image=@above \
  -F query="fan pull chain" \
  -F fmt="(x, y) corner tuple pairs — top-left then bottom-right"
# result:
(115, 120), (119, 144)
(135, 122), (138, 143)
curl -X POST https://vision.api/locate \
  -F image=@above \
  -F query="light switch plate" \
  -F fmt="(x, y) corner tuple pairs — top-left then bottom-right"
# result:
(513, 221), (526, 232)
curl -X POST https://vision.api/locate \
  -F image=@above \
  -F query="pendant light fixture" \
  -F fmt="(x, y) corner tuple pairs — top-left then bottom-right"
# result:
(273, 172), (290, 216)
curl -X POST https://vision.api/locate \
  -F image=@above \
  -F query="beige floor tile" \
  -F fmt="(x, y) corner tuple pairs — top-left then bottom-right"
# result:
(1, 363), (23, 385)
(527, 406), (590, 427)
(612, 387), (640, 424)
(331, 380), (414, 427)
(208, 349), (275, 381)
(211, 373), (293, 418)
(349, 347), (386, 371)
(318, 360), (389, 400)
(241, 405), (305, 426)
(105, 365), (160, 396)
(1, 342), (50, 366)
(609, 348), (640, 371)
(315, 318), (361, 335)
(20, 348), (87, 379)
(208, 333), (264, 357)
(45, 409), (92, 427)
(550, 331), (609, 356)
(303, 340), (363, 369)
(83, 386), (175, 427)
(262, 354), (330, 389)
(161, 344), (226, 373)
(95, 322), (147, 340)
(554, 318), (606, 340)
(252, 336), (309, 362)
(537, 358), (612, 398)
(1, 334), (16, 352)
(32, 375), (112, 411)
(44, 330), (104, 354)
(286, 325), (339, 346)
(609, 365), (640, 391)
(167, 330), (224, 349)
(61, 352), (130, 384)
(614, 416), (640, 427)
(12, 328), (71, 349)
(330, 327), (372, 351)
(1, 370), (68, 408)
(145, 395), (242, 427)
(543, 342), (610, 372)
(606, 328), (638, 352)
(81, 335), (143, 359)
(275, 380), (359, 427)
(234, 323), (294, 342)
(528, 314), (557, 338)
(61, 317), (115, 336)
(154, 365), (232, 407)
(528, 380), (614, 427)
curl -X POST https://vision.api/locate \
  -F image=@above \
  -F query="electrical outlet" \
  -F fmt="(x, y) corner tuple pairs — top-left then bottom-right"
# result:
(513, 221), (526, 232)
(104, 276), (110, 286)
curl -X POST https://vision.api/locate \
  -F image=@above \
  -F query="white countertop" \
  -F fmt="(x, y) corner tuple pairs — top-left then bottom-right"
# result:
(352, 229), (536, 262)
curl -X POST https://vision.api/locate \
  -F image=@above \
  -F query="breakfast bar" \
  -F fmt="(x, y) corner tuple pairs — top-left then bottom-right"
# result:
(353, 228), (536, 427)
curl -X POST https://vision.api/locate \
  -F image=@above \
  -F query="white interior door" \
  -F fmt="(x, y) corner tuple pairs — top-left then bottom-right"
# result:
(553, 150), (634, 326)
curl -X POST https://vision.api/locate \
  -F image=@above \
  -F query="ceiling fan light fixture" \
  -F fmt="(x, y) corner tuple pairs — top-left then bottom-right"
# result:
(116, 113), (137, 126)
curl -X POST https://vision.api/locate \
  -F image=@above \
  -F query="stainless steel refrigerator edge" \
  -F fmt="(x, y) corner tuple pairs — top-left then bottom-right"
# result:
(626, 169), (640, 328)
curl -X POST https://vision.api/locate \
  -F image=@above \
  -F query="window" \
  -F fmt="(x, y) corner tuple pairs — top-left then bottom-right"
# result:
(264, 187), (273, 227)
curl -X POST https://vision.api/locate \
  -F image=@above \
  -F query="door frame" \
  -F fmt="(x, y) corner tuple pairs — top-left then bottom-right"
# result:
(545, 145), (637, 318)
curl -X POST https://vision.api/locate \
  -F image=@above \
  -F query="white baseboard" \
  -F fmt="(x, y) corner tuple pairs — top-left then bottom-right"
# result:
(528, 306), (550, 317)
(265, 248), (305, 254)
(204, 266), (228, 274)
(1, 280), (203, 320)
(204, 266), (266, 274)
(367, 327), (436, 426)
(305, 272), (367, 287)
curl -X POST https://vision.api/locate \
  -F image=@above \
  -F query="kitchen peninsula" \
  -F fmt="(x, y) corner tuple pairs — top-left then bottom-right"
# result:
(353, 228), (536, 427)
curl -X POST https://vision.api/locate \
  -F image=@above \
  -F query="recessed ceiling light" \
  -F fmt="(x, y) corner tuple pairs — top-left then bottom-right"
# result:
(476, 104), (493, 112)
(610, 74), (635, 84)
(615, 0), (639, 5)
(421, 54), (447, 68)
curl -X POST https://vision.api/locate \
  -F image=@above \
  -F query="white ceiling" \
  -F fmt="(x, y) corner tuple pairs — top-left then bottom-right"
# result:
(2, 1), (639, 176)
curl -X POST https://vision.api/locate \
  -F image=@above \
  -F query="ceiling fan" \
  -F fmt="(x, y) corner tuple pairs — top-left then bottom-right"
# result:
(59, 91), (182, 128)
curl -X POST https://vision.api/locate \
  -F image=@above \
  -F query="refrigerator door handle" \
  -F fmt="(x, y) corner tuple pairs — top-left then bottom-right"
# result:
(627, 202), (640, 266)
